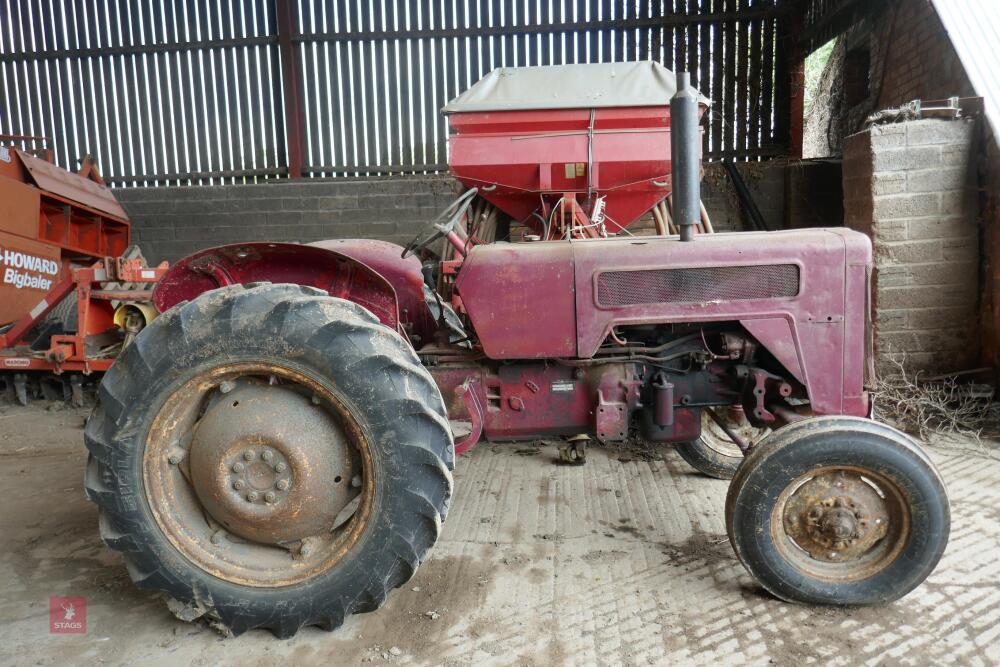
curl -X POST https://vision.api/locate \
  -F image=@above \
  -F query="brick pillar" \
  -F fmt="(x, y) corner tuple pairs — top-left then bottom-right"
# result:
(842, 118), (979, 375)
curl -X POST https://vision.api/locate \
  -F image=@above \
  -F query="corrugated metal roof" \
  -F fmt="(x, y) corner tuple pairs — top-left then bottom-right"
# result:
(932, 0), (1000, 136)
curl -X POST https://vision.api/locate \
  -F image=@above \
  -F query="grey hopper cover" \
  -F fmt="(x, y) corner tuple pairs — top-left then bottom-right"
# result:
(442, 61), (711, 113)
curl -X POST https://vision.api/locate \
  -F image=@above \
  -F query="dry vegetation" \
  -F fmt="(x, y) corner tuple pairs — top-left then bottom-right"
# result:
(874, 356), (1000, 458)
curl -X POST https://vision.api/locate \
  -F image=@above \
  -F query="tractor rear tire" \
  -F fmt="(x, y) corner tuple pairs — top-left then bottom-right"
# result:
(726, 416), (949, 605)
(84, 283), (454, 637)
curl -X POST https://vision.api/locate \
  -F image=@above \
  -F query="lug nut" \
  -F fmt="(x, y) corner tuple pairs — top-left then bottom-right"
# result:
(167, 452), (183, 465)
(276, 479), (290, 491)
(232, 462), (245, 473)
(262, 450), (274, 462)
(300, 543), (314, 557)
(311, 394), (321, 405)
(351, 475), (362, 488)
(243, 450), (256, 461)
(210, 531), (226, 545)
(219, 380), (236, 394)
(274, 462), (287, 473)
(264, 491), (276, 503)
(247, 491), (259, 502)
(233, 480), (246, 491)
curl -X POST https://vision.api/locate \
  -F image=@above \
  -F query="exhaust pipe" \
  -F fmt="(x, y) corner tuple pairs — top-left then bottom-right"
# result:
(670, 72), (700, 242)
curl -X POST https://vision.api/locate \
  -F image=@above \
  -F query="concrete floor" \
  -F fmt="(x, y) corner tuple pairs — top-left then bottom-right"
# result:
(0, 403), (998, 666)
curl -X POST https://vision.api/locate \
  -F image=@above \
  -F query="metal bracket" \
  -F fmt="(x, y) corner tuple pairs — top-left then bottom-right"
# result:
(454, 380), (485, 455)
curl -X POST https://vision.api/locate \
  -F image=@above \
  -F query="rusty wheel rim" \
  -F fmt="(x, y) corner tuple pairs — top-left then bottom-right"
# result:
(143, 362), (375, 587)
(701, 409), (768, 457)
(772, 465), (910, 581)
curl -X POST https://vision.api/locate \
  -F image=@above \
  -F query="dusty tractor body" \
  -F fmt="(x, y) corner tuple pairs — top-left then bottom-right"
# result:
(85, 64), (949, 637)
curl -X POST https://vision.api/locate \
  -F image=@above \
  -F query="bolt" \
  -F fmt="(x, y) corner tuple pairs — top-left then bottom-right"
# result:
(351, 475), (362, 488)
(232, 462), (245, 473)
(210, 531), (226, 545)
(300, 542), (314, 557)
(262, 450), (274, 462)
(219, 380), (236, 394)
(276, 479), (290, 491)
(167, 452), (183, 465)
(243, 450), (256, 461)
(246, 490), (259, 502)
(274, 462), (287, 473)
(233, 480), (246, 491)
(264, 491), (276, 503)
(311, 394), (321, 405)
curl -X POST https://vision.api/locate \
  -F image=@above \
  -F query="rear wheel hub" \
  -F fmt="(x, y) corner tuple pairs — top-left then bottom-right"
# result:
(189, 382), (355, 545)
(143, 363), (375, 587)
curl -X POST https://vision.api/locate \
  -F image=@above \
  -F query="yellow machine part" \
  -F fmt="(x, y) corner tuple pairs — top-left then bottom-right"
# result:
(113, 302), (158, 332)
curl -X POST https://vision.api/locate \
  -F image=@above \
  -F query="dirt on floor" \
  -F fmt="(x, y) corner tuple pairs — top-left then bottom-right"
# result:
(0, 401), (999, 666)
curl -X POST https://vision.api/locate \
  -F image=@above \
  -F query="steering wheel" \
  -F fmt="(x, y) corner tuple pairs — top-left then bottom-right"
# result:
(401, 188), (479, 259)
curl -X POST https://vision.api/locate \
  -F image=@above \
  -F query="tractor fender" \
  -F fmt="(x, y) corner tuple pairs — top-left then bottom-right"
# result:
(307, 239), (438, 342)
(152, 242), (416, 335)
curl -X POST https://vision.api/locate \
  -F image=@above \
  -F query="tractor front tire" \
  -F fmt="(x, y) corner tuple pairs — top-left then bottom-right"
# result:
(726, 416), (949, 605)
(84, 283), (454, 637)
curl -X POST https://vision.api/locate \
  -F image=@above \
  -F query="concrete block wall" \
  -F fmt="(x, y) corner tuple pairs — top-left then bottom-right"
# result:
(117, 161), (843, 266)
(115, 176), (460, 264)
(117, 167), (796, 264)
(843, 117), (980, 375)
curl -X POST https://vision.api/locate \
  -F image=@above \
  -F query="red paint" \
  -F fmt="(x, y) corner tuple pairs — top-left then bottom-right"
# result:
(49, 596), (87, 634)
(308, 239), (438, 344)
(0, 258), (166, 374)
(142, 72), (873, 451)
(571, 229), (870, 416)
(448, 106), (706, 233)
(454, 228), (870, 418)
(455, 241), (577, 358)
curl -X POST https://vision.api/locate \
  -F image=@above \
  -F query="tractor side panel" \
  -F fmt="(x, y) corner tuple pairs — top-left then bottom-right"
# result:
(152, 243), (403, 331)
(572, 228), (872, 416)
(456, 242), (577, 358)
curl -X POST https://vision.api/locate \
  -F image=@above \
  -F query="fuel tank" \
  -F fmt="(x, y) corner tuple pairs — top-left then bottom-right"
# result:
(455, 228), (872, 416)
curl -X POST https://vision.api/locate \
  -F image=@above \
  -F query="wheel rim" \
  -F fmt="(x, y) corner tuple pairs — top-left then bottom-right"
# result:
(143, 362), (375, 587)
(701, 409), (769, 457)
(772, 465), (910, 581)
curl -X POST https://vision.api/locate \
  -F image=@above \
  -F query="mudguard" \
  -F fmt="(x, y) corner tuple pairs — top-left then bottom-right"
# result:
(153, 241), (443, 346)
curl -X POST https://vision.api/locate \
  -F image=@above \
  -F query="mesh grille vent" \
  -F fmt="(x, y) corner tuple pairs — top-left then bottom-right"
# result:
(597, 264), (800, 307)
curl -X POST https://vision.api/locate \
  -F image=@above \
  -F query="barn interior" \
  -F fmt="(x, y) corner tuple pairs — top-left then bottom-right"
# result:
(0, 0), (998, 663)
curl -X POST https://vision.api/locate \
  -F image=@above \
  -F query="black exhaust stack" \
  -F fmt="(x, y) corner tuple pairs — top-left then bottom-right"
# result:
(670, 72), (700, 242)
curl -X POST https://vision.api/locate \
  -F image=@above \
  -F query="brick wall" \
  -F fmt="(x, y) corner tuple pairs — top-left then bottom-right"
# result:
(803, 0), (978, 158)
(843, 118), (980, 374)
(115, 177), (460, 265)
(873, 0), (976, 111)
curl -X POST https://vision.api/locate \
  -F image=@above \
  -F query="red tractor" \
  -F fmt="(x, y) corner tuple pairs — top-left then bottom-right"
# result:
(84, 64), (949, 637)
